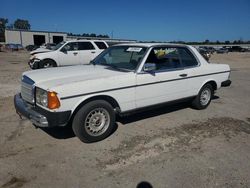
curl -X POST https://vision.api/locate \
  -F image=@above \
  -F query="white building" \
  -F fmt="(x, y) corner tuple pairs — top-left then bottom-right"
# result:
(5, 29), (67, 47)
(5, 29), (137, 47)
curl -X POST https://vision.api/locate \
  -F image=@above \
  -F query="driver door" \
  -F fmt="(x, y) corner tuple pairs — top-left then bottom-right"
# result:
(135, 46), (190, 108)
(58, 42), (80, 66)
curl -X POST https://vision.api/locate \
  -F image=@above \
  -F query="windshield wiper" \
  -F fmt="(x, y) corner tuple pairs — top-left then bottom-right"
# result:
(101, 63), (118, 69)
(103, 64), (132, 72)
(94, 63), (132, 72)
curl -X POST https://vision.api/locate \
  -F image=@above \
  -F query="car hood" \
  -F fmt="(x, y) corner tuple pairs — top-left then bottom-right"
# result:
(30, 48), (52, 55)
(23, 65), (131, 90)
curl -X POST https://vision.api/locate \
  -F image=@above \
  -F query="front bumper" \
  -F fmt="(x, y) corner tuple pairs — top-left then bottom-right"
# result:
(221, 80), (232, 87)
(28, 58), (41, 69)
(14, 93), (71, 127)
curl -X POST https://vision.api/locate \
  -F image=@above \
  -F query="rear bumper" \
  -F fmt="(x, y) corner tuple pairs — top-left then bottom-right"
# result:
(221, 80), (232, 87)
(14, 93), (71, 127)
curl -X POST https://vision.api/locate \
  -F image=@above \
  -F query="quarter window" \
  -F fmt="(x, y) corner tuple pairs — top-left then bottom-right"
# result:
(145, 47), (182, 71)
(94, 42), (107, 49)
(78, 42), (95, 50)
(178, 48), (198, 67)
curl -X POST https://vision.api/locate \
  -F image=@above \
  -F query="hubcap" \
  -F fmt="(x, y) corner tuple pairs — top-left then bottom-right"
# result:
(200, 88), (211, 106)
(84, 108), (110, 136)
(43, 62), (51, 68)
(29, 61), (35, 68)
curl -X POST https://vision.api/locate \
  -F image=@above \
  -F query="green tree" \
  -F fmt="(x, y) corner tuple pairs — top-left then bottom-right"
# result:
(90, 33), (97, 37)
(0, 18), (8, 42)
(233, 40), (238, 44)
(82, 33), (90, 37)
(204, 39), (210, 44)
(6, 24), (14, 29)
(0, 18), (8, 33)
(14, 19), (31, 30)
(97, 34), (109, 38)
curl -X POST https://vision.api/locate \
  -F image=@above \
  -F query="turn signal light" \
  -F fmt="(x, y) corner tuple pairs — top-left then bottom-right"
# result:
(48, 91), (60, 109)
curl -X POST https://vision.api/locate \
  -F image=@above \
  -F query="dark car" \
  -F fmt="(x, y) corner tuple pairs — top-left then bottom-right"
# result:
(207, 47), (216, 54)
(229, 46), (247, 52)
(26, 45), (39, 51)
(200, 46), (215, 54)
(16, 44), (24, 50)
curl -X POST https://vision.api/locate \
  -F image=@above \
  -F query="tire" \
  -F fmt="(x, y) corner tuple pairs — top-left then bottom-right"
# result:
(29, 61), (39, 69)
(72, 100), (116, 143)
(40, 59), (57, 69)
(192, 84), (213, 110)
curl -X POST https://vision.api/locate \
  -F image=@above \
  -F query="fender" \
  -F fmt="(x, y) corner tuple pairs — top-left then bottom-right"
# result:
(70, 94), (121, 118)
(197, 79), (218, 94)
(42, 58), (58, 67)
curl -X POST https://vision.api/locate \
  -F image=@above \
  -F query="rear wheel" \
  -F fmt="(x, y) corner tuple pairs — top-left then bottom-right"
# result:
(192, 84), (213, 110)
(72, 100), (115, 143)
(40, 59), (57, 69)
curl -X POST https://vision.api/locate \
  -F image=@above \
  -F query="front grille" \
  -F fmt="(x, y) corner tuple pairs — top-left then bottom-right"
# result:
(21, 75), (35, 104)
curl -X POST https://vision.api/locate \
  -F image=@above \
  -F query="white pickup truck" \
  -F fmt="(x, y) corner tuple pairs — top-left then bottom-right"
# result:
(15, 43), (231, 143)
(28, 40), (108, 69)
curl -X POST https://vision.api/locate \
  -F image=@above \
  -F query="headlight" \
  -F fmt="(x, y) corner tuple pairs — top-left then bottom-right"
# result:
(36, 88), (48, 107)
(36, 87), (60, 109)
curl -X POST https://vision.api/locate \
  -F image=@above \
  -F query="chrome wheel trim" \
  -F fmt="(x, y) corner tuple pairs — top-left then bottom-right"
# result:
(84, 108), (110, 137)
(200, 88), (211, 106)
(29, 61), (35, 68)
(43, 62), (51, 68)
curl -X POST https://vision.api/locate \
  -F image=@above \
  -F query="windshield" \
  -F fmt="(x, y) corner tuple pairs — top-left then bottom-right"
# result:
(53, 41), (66, 50)
(93, 46), (147, 71)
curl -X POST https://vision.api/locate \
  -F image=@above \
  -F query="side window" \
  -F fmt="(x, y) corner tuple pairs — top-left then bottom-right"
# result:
(178, 48), (198, 67)
(78, 42), (95, 50)
(145, 47), (181, 71)
(62, 42), (78, 51)
(94, 42), (107, 49)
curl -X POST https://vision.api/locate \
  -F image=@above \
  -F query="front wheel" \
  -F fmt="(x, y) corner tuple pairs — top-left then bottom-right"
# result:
(72, 100), (116, 143)
(29, 61), (39, 69)
(40, 59), (57, 69)
(192, 84), (213, 110)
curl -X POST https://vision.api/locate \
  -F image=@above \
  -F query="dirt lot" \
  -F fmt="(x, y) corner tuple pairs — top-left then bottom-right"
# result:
(0, 51), (250, 188)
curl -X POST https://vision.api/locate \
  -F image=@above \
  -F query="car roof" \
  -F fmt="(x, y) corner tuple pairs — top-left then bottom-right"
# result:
(113, 43), (189, 48)
(67, 39), (107, 43)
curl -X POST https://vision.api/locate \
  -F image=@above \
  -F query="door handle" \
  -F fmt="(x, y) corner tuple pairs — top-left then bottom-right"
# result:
(91, 51), (96, 54)
(179, 74), (188, 77)
(73, 52), (78, 55)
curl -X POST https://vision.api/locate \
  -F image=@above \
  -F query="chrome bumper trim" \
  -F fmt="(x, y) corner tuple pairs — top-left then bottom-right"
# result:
(14, 93), (48, 127)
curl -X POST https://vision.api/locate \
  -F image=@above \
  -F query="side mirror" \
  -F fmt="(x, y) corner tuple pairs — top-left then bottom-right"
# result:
(143, 63), (156, 72)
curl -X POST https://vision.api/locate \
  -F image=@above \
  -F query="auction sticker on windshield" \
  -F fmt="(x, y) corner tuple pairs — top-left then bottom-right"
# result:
(126, 47), (142, 52)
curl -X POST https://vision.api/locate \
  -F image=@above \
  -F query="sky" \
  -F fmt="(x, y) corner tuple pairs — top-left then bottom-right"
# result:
(0, 0), (250, 42)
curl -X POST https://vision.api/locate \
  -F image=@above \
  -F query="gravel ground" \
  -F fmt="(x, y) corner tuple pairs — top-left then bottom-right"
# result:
(0, 51), (250, 188)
